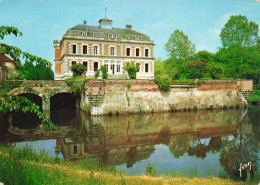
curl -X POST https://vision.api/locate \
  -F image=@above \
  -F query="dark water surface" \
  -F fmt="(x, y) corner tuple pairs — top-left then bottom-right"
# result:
(0, 107), (259, 179)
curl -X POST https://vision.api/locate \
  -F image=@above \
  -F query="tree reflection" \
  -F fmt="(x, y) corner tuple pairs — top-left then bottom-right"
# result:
(168, 134), (195, 158)
(188, 140), (208, 159)
(220, 134), (258, 181)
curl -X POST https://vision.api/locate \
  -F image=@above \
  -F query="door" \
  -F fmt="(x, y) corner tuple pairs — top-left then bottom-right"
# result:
(111, 64), (115, 74)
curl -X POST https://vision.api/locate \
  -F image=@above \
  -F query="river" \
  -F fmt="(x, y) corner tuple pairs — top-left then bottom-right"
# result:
(0, 106), (259, 180)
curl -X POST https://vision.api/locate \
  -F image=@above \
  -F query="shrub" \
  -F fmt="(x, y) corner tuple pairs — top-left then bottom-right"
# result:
(126, 82), (131, 89)
(145, 161), (157, 176)
(155, 75), (170, 91)
(94, 65), (108, 79)
(71, 64), (86, 76)
(65, 76), (88, 94)
(122, 61), (139, 79)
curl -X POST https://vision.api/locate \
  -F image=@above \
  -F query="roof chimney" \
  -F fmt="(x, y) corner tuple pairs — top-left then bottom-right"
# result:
(84, 21), (87, 25)
(99, 19), (112, 29)
(126, 25), (132, 29)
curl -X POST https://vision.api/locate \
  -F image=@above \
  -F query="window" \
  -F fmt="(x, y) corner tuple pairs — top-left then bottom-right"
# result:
(145, 63), (149, 72)
(71, 61), (76, 65)
(74, 145), (77, 154)
(126, 48), (131, 56)
(117, 64), (120, 72)
(136, 63), (140, 72)
(104, 64), (108, 72)
(110, 47), (115, 55)
(136, 48), (140, 57)
(72, 45), (76, 54)
(145, 49), (149, 57)
(83, 45), (87, 54)
(94, 62), (99, 72)
(94, 46), (98, 55)
(83, 61), (88, 71)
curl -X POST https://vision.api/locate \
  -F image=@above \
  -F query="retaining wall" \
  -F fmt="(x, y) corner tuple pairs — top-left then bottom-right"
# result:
(83, 80), (253, 116)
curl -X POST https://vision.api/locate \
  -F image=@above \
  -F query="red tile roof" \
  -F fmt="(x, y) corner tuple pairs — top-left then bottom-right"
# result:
(0, 54), (13, 62)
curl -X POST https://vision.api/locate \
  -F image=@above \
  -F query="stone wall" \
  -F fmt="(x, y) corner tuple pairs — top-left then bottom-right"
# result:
(84, 80), (253, 116)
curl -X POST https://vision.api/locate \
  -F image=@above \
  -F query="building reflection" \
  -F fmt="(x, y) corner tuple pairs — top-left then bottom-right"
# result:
(54, 109), (254, 168)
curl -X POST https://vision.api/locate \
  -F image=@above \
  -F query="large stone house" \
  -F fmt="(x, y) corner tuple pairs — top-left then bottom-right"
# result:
(0, 53), (16, 80)
(53, 19), (155, 80)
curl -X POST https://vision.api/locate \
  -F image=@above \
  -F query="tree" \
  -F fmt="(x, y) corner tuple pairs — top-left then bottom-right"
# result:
(220, 15), (259, 78)
(165, 29), (195, 59)
(0, 26), (54, 130)
(187, 58), (209, 79)
(123, 61), (140, 79)
(220, 15), (259, 48)
(71, 64), (86, 77)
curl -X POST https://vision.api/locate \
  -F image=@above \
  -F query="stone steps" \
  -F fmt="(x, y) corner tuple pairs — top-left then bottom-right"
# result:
(87, 95), (103, 106)
(241, 91), (253, 100)
(88, 124), (104, 138)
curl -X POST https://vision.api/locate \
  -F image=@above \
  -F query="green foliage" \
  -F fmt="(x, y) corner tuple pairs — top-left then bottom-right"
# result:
(145, 161), (157, 176)
(65, 76), (88, 94)
(18, 61), (54, 80)
(126, 92), (130, 107)
(125, 82), (131, 89)
(248, 89), (260, 102)
(0, 90), (55, 130)
(0, 26), (55, 130)
(0, 80), (22, 91)
(0, 146), (108, 185)
(165, 29), (195, 59)
(138, 106), (145, 114)
(0, 26), (22, 39)
(94, 65), (108, 79)
(187, 58), (209, 79)
(155, 75), (170, 91)
(71, 64), (86, 77)
(169, 104), (177, 112)
(220, 15), (259, 48)
(0, 26), (51, 66)
(122, 61), (139, 79)
(160, 15), (259, 84)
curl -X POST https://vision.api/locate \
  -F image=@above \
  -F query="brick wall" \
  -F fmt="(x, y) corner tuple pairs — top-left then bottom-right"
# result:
(21, 81), (67, 87)
(196, 80), (239, 91)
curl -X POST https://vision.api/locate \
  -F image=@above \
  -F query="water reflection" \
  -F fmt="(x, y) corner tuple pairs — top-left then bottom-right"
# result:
(0, 107), (259, 180)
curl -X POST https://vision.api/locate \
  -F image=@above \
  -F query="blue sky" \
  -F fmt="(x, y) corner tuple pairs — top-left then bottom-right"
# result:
(0, 0), (260, 65)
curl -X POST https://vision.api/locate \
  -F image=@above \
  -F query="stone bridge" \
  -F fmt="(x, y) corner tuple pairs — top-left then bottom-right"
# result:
(9, 80), (72, 115)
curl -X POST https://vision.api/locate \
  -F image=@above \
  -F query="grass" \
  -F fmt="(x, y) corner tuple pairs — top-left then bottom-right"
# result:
(0, 145), (247, 185)
(248, 89), (260, 102)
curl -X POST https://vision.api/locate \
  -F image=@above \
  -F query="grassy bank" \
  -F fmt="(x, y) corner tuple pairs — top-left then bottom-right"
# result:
(0, 146), (247, 185)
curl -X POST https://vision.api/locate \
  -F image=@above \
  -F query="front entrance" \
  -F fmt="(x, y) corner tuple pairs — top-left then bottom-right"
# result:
(111, 64), (115, 74)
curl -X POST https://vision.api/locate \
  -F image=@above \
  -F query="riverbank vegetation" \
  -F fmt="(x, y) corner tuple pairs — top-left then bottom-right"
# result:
(0, 145), (247, 185)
